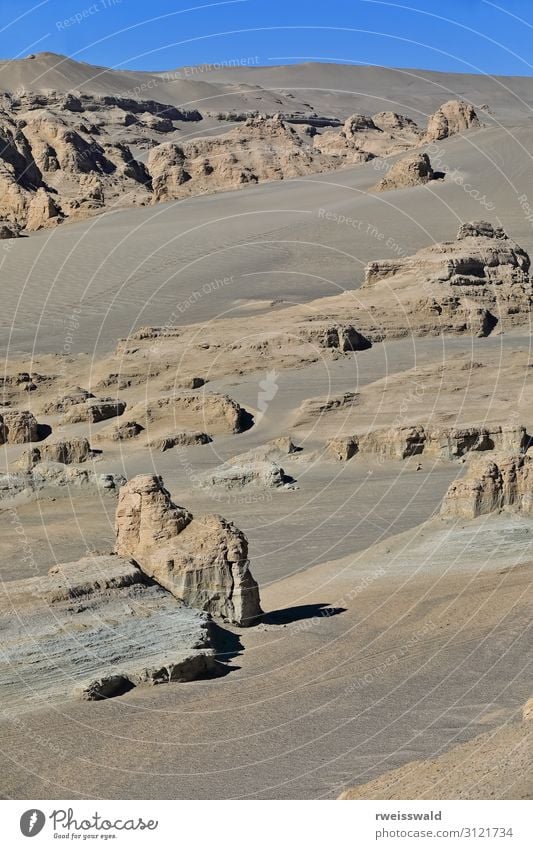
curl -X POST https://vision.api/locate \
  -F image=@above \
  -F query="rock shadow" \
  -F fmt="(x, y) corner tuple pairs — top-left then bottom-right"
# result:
(262, 602), (346, 626)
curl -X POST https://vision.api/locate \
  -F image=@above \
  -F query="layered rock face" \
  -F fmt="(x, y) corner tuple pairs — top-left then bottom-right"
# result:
(363, 221), (532, 333)
(424, 99), (481, 142)
(115, 475), (262, 625)
(441, 453), (533, 519)
(327, 424), (527, 461)
(374, 152), (434, 192)
(0, 555), (216, 712)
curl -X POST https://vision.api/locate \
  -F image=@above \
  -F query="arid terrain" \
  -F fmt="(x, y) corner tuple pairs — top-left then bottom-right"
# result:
(0, 53), (531, 800)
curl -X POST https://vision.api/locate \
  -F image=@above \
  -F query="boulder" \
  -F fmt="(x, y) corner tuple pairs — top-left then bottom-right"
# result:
(0, 461), (124, 502)
(114, 474), (262, 626)
(374, 152), (434, 192)
(424, 100), (480, 142)
(0, 410), (40, 443)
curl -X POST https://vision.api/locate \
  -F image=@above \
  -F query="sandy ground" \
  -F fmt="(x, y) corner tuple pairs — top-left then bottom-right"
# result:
(0, 61), (532, 800)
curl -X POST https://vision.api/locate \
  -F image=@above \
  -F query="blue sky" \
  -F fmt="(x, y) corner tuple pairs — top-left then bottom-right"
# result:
(1, 0), (533, 75)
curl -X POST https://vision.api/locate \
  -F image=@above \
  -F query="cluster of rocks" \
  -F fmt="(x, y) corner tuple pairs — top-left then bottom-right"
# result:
(327, 424), (528, 462)
(0, 93), (480, 232)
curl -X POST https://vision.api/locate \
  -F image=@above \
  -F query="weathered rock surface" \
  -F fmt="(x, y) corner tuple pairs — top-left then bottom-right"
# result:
(14, 437), (93, 470)
(64, 397), (126, 423)
(0, 462), (125, 503)
(327, 424), (527, 462)
(114, 474), (262, 625)
(441, 453), (533, 519)
(363, 221), (532, 333)
(148, 116), (322, 201)
(95, 420), (145, 441)
(374, 152), (435, 192)
(132, 392), (248, 435)
(25, 187), (62, 231)
(42, 387), (95, 414)
(203, 459), (294, 490)
(424, 99), (481, 142)
(0, 410), (41, 443)
(0, 555), (216, 713)
(148, 431), (212, 451)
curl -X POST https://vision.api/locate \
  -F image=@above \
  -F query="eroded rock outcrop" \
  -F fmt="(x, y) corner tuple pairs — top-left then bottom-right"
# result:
(64, 397), (126, 423)
(363, 221), (532, 333)
(148, 116), (320, 202)
(424, 100), (480, 142)
(0, 410), (41, 443)
(25, 187), (62, 231)
(203, 459), (294, 490)
(0, 555), (216, 712)
(0, 461), (124, 503)
(327, 424), (527, 462)
(115, 474), (262, 625)
(14, 437), (93, 470)
(441, 453), (533, 519)
(374, 152), (435, 192)
(148, 431), (212, 451)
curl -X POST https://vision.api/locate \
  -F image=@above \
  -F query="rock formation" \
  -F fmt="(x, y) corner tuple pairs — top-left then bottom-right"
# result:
(42, 387), (95, 414)
(0, 410), (41, 443)
(0, 88), (481, 232)
(424, 99), (481, 142)
(95, 420), (145, 441)
(203, 459), (294, 490)
(0, 462), (124, 503)
(148, 431), (212, 451)
(327, 424), (527, 462)
(14, 437), (93, 470)
(363, 221), (532, 334)
(25, 187), (62, 231)
(114, 474), (262, 625)
(373, 152), (435, 191)
(0, 555), (216, 711)
(64, 397), (126, 423)
(441, 452), (533, 519)
(132, 392), (248, 436)
(148, 116), (322, 202)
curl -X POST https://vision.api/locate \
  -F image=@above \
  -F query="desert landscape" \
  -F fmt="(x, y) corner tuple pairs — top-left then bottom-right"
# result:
(0, 51), (532, 801)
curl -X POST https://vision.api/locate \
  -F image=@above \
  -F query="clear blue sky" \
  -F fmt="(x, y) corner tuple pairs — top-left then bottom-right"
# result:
(1, 0), (533, 76)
